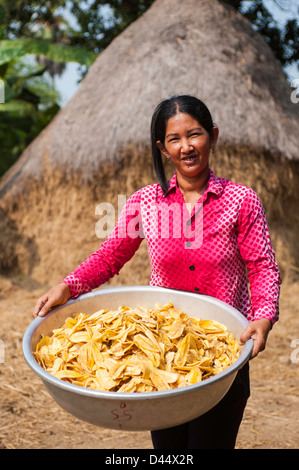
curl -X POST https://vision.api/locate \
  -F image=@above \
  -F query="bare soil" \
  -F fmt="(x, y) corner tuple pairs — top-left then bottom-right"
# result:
(0, 274), (298, 449)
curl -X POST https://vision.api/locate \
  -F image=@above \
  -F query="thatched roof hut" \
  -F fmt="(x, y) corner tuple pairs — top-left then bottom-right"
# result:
(1, 0), (298, 286)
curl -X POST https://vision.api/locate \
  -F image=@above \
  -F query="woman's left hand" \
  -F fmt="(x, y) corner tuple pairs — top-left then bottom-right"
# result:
(239, 318), (272, 359)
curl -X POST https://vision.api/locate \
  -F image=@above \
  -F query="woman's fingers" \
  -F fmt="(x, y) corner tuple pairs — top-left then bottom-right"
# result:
(34, 297), (54, 317)
(33, 295), (49, 318)
(32, 283), (71, 318)
(240, 318), (272, 360)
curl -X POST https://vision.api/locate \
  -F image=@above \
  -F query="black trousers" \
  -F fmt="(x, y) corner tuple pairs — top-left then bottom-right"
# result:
(151, 362), (250, 449)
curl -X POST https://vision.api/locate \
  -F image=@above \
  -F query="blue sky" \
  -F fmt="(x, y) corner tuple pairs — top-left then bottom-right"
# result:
(54, 0), (299, 107)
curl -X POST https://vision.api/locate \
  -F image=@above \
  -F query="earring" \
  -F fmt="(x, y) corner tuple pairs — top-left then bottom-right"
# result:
(167, 157), (171, 164)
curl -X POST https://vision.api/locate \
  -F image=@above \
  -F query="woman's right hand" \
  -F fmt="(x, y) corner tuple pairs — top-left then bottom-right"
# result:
(32, 283), (71, 318)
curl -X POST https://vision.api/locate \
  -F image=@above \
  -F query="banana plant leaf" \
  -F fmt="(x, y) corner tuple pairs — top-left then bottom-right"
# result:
(0, 39), (97, 66)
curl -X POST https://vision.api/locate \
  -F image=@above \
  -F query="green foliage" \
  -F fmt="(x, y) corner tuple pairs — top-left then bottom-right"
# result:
(0, 39), (96, 66)
(238, 1), (299, 70)
(0, 1), (97, 178)
(68, 0), (155, 53)
(0, 57), (60, 176)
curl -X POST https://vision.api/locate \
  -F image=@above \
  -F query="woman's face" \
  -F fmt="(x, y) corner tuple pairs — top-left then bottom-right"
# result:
(157, 112), (218, 181)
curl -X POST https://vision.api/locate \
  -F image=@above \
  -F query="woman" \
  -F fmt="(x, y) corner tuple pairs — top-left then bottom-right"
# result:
(33, 95), (281, 449)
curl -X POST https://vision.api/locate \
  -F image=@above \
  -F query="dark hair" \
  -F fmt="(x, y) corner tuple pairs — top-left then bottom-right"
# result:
(150, 95), (214, 194)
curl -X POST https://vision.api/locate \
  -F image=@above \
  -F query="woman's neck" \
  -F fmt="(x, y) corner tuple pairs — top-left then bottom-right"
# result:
(176, 167), (210, 214)
(176, 167), (210, 197)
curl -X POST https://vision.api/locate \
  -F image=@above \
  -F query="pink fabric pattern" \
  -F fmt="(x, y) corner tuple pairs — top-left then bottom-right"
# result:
(63, 169), (281, 325)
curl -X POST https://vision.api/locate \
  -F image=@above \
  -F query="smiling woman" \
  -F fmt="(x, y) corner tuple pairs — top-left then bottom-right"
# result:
(156, 112), (218, 211)
(151, 96), (218, 196)
(32, 94), (281, 449)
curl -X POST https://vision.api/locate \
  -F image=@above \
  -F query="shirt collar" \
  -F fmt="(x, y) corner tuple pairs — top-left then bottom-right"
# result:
(162, 169), (224, 199)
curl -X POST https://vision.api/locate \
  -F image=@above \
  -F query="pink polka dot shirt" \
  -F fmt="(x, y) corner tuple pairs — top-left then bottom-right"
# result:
(63, 169), (281, 325)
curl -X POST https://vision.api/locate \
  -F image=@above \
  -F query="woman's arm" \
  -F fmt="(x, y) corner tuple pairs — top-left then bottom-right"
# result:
(236, 189), (281, 357)
(33, 190), (144, 317)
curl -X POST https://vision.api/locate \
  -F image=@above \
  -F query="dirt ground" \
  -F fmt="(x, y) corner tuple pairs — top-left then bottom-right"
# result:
(0, 274), (298, 450)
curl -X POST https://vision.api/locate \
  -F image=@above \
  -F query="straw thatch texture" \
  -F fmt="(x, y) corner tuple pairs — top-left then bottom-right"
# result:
(0, 0), (298, 286)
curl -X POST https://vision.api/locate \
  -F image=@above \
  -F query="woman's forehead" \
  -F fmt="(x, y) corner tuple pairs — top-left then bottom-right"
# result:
(165, 112), (203, 132)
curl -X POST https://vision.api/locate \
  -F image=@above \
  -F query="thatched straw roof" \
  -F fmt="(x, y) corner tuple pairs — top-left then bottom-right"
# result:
(1, 0), (298, 200)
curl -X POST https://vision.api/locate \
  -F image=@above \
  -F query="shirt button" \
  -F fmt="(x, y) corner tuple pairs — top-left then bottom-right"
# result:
(189, 265), (195, 271)
(186, 242), (192, 248)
